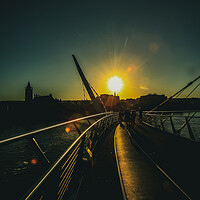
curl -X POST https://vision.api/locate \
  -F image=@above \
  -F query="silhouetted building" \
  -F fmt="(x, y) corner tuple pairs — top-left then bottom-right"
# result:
(139, 94), (167, 110)
(98, 94), (120, 110)
(25, 82), (33, 102)
(166, 98), (200, 110)
(34, 94), (55, 103)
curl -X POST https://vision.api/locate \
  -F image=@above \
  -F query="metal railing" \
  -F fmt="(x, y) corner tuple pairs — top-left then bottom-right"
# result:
(142, 110), (200, 141)
(0, 112), (118, 200)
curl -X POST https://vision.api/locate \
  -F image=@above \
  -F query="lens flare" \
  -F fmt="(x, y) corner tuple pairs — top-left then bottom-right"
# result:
(65, 127), (70, 133)
(31, 158), (37, 165)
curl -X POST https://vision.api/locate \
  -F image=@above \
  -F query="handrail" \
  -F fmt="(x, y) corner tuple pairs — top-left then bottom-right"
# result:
(1, 112), (118, 199)
(24, 113), (116, 200)
(143, 110), (200, 114)
(142, 110), (199, 141)
(0, 112), (110, 146)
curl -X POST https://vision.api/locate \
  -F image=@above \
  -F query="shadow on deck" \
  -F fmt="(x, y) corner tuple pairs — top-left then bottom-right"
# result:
(76, 125), (123, 200)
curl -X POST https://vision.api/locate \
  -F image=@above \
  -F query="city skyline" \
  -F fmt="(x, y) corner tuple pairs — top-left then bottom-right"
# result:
(1, 1), (200, 100)
(2, 80), (200, 102)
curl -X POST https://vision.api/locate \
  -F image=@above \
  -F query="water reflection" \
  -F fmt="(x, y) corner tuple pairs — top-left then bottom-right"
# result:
(0, 119), (90, 199)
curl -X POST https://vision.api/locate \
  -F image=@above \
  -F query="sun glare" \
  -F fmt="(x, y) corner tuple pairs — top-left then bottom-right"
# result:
(107, 76), (123, 93)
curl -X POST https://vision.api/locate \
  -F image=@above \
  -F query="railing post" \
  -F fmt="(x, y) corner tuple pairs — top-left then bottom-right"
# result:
(73, 122), (86, 166)
(110, 117), (113, 125)
(109, 116), (112, 127)
(185, 117), (195, 140)
(169, 116), (176, 135)
(102, 119), (107, 131)
(73, 122), (82, 135)
(107, 117), (111, 128)
(29, 137), (50, 166)
(160, 117), (165, 131)
(147, 115), (152, 125)
(98, 120), (103, 132)
(154, 116), (157, 128)
(145, 114), (149, 124)
(87, 119), (92, 126)
(91, 122), (99, 151)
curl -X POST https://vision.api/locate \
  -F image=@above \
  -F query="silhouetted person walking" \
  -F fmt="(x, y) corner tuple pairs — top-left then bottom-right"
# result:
(139, 107), (143, 122)
(130, 111), (136, 129)
(125, 110), (130, 129)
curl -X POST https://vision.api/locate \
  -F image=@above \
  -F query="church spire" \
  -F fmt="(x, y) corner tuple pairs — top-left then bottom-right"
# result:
(25, 81), (33, 101)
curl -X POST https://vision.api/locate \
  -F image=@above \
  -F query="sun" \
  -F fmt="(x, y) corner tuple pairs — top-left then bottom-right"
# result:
(107, 76), (123, 93)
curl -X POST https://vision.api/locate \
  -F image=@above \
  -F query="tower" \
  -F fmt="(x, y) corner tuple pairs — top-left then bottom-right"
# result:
(72, 55), (104, 113)
(25, 81), (33, 101)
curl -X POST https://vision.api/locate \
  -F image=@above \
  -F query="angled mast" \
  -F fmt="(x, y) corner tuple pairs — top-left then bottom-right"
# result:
(72, 55), (104, 113)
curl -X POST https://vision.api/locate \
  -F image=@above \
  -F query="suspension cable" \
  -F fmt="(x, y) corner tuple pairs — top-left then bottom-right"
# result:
(150, 75), (200, 112)
(186, 82), (200, 98)
(175, 89), (185, 98)
(89, 83), (107, 112)
(82, 82), (86, 100)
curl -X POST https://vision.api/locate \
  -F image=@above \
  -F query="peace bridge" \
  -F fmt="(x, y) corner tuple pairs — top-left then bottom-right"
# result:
(0, 55), (200, 200)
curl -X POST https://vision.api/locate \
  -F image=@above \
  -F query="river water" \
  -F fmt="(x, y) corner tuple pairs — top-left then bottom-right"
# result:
(0, 120), (92, 199)
(153, 112), (200, 141)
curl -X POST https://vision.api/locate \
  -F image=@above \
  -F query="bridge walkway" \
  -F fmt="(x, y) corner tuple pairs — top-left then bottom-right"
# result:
(76, 122), (191, 200)
(115, 123), (187, 200)
(129, 120), (200, 199)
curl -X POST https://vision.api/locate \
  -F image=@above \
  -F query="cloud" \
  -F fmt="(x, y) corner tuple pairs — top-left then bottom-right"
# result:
(139, 85), (149, 90)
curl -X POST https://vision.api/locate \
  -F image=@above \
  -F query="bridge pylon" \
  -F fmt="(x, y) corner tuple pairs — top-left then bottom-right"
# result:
(72, 55), (104, 113)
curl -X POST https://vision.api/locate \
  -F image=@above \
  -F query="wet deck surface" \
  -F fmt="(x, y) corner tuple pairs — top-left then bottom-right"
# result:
(131, 120), (200, 199)
(115, 123), (187, 200)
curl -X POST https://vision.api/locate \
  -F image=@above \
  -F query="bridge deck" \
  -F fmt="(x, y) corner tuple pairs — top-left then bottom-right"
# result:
(76, 126), (123, 200)
(130, 120), (200, 199)
(77, 121), (197, 200)
(115, 123), (187, 200)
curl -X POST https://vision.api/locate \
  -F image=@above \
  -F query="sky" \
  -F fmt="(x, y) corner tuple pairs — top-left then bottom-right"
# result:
(0, 0), (200, 100)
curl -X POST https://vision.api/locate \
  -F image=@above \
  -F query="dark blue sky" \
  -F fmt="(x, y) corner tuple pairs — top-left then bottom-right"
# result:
(0, 0), (200, 100)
